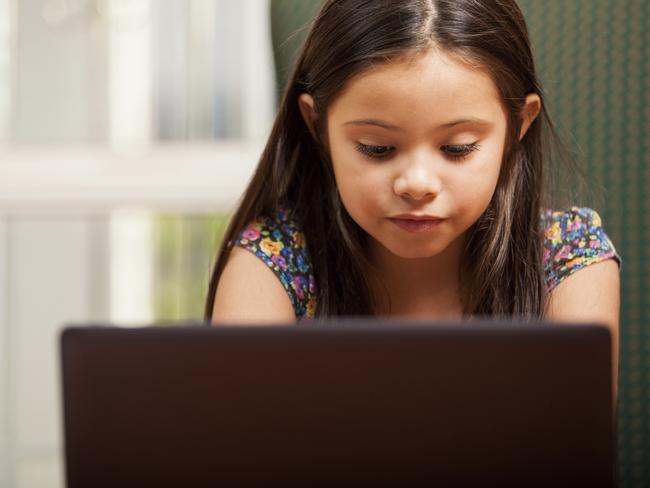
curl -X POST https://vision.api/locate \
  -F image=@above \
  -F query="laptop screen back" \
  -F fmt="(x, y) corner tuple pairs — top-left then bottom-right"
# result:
(60, 320), (614, 487)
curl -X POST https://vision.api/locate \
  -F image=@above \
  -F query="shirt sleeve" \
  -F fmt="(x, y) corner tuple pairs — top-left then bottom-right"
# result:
(232, 208), (317, 318)
(542, 206), (622, 292)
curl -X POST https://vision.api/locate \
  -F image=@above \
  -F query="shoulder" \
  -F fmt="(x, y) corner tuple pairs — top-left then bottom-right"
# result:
(230, 206), (317, 318)
(211, 246), (296, 324)
(540, 206), (621, 292)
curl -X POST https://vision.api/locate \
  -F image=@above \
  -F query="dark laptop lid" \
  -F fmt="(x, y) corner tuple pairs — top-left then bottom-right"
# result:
(60, 320), (614, 487)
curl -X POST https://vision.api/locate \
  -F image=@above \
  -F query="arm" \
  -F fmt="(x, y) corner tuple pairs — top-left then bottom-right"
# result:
(211, 246), (297, 325)
(544, 259), (621, 406)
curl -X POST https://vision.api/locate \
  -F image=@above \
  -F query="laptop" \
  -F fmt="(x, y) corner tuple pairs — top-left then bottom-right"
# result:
(60, 319), (615, 487)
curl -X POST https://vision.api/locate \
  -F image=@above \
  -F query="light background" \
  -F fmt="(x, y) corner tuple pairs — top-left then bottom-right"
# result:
(0, 1), (274, 486)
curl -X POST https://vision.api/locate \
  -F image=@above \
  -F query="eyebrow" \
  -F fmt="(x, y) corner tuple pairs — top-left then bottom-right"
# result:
(343, 117), (492, 131)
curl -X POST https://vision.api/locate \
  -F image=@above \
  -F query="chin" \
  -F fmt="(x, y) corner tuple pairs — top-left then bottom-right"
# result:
(383, 241), (447, 260)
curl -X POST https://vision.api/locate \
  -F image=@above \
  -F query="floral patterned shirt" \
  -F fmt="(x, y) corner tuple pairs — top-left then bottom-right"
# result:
(234, 206), (621, 319)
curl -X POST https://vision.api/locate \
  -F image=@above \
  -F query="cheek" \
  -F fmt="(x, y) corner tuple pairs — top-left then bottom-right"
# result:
(330, 146), (385, 212)
(450, 147), (503, 211)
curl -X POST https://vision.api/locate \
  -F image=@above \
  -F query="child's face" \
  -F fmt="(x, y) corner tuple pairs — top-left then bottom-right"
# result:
(322, 48), (511, 261)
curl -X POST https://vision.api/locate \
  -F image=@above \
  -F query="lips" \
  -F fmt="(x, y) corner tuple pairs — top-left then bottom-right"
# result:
(389, 216), (445, 233)
(390, 214), (444, 221)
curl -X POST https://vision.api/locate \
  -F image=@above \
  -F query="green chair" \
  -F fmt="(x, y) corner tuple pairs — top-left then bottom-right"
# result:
(518, 3), (649, 487)
(270, 0), (321, 106)
(269, 1), (650, 486)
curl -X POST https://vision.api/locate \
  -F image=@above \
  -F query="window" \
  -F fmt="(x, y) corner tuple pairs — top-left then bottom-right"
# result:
(0, 2), (276, 486)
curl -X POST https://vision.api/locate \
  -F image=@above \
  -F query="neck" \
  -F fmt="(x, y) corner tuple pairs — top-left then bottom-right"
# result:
(368, 235), (465, 318)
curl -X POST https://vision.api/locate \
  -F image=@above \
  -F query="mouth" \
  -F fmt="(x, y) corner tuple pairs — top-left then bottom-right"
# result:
(389, 216), (445, 233)
(390, 214), (444, 221)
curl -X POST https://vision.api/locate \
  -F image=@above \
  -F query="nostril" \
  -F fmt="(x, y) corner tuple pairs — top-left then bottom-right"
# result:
(399, 188), (438, 201)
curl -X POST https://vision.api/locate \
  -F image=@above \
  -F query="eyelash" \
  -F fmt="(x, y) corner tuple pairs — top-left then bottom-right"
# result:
(355, 142), (481, 161)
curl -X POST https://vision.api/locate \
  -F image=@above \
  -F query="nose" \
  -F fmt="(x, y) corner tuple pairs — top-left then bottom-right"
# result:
(393, 152), (442, 201)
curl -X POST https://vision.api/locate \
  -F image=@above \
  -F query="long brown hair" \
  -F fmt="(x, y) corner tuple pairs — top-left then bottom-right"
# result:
(205, 0), (566, 320)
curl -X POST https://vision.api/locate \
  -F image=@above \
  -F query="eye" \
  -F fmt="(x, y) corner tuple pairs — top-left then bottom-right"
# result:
(355, 143), (395, 160)
(441, 143), (481, 161)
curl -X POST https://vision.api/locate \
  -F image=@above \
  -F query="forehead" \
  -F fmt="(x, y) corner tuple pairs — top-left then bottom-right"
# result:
(328, 49), (505, 129)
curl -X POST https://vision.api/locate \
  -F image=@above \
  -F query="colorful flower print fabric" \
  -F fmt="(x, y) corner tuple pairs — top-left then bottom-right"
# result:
(542, 206), (621, 291)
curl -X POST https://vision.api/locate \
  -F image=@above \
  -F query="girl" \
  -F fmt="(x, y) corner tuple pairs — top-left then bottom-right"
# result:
(205, 0), (621, 386)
